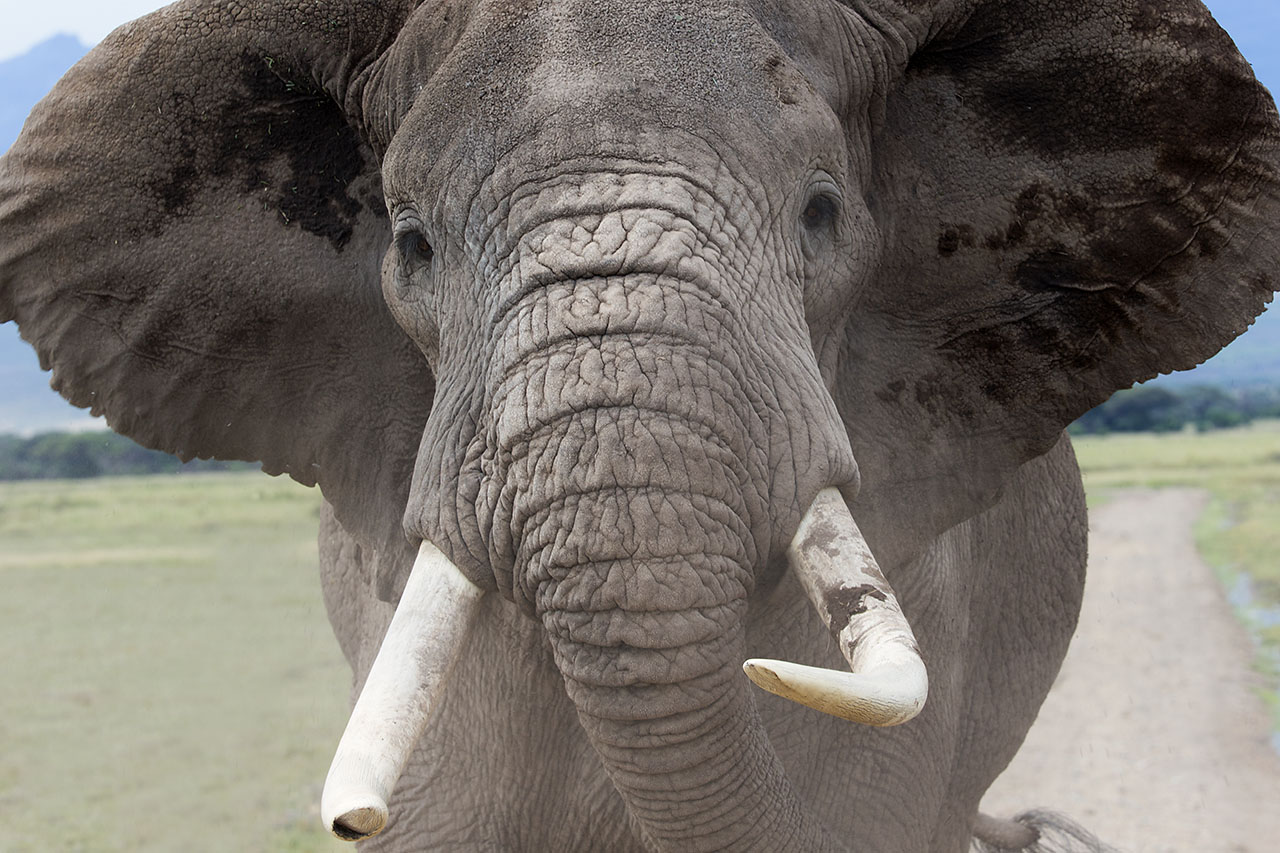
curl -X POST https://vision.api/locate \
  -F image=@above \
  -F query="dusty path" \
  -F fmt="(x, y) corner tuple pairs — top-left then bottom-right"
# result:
(981, 488), (1280, 852)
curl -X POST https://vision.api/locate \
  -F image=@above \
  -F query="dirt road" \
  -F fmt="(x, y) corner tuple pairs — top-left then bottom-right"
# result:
(981, 489), (1280, 852)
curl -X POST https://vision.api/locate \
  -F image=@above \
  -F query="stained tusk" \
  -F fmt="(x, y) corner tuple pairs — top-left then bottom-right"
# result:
(320, 539), (483, 842)
(743, 487), (928, 726)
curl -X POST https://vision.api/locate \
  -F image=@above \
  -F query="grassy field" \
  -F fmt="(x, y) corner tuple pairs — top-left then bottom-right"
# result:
(0, 473), (347, 852)
(1072, 421), (1280, 730)
(1, 425), (1278, 850)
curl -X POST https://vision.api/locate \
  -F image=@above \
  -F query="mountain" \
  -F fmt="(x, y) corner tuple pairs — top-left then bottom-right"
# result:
(0, 34), (95, 434)
(1153, 304), (1280, 389)
(0, 34), (88, 153)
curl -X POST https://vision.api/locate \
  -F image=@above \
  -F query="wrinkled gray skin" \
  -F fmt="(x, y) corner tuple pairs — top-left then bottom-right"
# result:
(2, 1), (1278, 851)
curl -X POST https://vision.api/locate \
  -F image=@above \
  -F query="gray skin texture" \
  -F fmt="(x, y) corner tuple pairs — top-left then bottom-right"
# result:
(1, 1), (1278, 851)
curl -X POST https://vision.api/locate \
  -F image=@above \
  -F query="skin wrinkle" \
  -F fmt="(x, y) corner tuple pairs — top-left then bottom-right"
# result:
(483, 190), (748, 320)
(556, 660), (742, 721)
(484, 335), (757, 453)
(432, 166), (830, 605)
(514, 487), (756, 570)
(474, 180), (742, 307)
(448, 161), (849, 604)
(553, 630), (739, 686)
(494, 413), (751, 516)
(542, 558), (747, 614)
(483, 249), (737, 350)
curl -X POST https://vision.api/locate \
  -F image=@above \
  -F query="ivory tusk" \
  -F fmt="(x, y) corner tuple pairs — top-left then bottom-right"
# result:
(320, 540), (483, 842)
(743, 487), (928, 726)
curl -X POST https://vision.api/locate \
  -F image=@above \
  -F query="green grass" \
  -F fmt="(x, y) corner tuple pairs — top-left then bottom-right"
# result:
(0, 473), (350, 853)
(4, 428), (1279, 850)
(1073, 421), (1280, 731)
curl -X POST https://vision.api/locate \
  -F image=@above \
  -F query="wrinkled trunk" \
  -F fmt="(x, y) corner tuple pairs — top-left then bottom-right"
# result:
(523, 464), (842, 852)
(488, 307), (844, 850)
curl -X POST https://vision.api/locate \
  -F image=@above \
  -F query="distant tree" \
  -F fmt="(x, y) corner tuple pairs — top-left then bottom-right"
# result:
(27, 433), (102, 478)
(0, 431), (252, 481)
(1178, 385), (1252, 432)
(1072, 386), (1189, 434)
(1071, 383), (1270, 435)
(1239, 386), (1280, 420)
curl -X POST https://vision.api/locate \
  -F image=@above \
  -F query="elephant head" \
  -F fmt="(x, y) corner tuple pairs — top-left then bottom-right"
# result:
(2, 0), (1276, 850)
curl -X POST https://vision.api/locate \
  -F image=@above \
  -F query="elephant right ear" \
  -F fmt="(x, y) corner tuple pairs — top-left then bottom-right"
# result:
(0, 1), (428, 591)
(843, 0), (1280, 553)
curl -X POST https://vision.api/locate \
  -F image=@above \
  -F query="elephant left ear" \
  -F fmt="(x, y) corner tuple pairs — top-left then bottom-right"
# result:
(0, 1), (429, 587)
(844, 0), (1280, 545)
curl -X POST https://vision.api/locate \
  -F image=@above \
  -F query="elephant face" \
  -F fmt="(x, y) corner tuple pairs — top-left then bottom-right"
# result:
(2, 0), (1277, 850)
(376, 1), (871, 598)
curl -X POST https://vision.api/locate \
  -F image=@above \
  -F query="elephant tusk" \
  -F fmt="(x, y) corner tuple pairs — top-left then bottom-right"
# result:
(320, 539), (483, 842)
(743, 487), (928, 726)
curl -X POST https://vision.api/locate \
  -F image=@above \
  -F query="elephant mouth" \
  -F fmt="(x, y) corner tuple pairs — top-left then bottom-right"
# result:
(316, 487), (928, 842)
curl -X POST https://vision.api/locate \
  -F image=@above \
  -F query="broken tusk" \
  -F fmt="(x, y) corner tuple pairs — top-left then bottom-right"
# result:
(744, 487), (928, 726)
(743, 653), (927, 727)
(321, 539), (483, 841)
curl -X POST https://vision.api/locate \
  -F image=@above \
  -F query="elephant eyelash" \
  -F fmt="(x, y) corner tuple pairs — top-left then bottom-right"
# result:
(397, 230), (435, 275)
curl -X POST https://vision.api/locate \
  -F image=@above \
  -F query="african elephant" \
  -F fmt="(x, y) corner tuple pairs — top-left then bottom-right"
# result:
(2, 0), (1276, 850)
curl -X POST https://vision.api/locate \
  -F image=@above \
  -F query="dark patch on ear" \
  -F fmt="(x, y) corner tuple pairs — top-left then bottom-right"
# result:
(149, 53), (383, 250)
(875, 378), (906, 403)
(909, 2), (1261, 163)
(1015, 251), (1110, 294)
(937, 224), (978, 255)
(155, 132), (201, 216)
(823, 584), (887, 634)
(904, 19), (1005, 79)
(224, 55), (378, 249)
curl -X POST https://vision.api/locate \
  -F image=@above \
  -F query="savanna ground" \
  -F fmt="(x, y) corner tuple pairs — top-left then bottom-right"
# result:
(1, 426), (1279, 851)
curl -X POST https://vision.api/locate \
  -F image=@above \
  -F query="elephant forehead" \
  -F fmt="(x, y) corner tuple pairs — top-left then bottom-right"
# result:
(378, 0), (854, 202)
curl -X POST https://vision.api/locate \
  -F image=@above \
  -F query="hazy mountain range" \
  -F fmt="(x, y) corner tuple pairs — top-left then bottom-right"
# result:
(2, 33), (1279, 434)
(1, 35), (95, 433)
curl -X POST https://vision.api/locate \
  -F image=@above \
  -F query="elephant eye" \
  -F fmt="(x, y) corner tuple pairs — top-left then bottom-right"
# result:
(414, 236), (434, 263)
(800, 194), (838, 231)
(398, 229), (435, 275)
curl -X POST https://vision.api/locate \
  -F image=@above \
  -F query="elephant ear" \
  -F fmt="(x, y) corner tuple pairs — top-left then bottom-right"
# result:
(0, 0), (429, 590)
(844, 0), (1280, 554)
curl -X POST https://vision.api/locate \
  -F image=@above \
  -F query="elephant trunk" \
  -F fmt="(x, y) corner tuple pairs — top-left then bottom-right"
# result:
(523, 479), (842, 852)
(483, 285), (844, 848)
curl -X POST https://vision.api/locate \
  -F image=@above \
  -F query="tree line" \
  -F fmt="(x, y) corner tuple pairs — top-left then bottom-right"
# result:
(2, 383), (1278, 480)
(0, 431), (251, 480)
(1069, 384), (1280, 435)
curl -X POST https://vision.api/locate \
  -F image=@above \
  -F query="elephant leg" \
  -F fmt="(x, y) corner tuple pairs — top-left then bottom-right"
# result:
(941, 433), (1090, 849)
(318, 502), (394, 692)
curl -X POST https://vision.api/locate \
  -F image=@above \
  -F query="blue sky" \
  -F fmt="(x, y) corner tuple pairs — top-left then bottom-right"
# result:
(0, 1), (169, 61)
(0, 1), (1277, 86)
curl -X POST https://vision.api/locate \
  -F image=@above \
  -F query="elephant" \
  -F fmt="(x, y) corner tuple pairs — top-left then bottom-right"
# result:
(2, 0), (1277, 850)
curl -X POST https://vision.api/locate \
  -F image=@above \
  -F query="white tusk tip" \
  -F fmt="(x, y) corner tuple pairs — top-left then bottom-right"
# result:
(742, 656), (926, 727)
(325, 800), (388, 842)
(742, 659), (783, 691)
